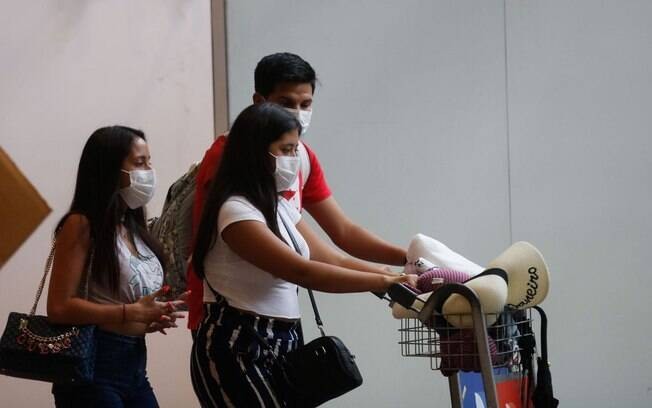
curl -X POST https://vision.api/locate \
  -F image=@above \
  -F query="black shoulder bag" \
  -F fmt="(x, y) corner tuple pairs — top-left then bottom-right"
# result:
(0, 234), (96, 384)
(255, 215), (363, 407)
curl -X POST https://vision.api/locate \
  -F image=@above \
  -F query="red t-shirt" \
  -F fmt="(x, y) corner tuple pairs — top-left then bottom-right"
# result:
(186, 134), (331, 329)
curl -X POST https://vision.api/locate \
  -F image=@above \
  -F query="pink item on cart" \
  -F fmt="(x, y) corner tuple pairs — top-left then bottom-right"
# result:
(439, 329), (500, 376)
(416, 268), (471, 293)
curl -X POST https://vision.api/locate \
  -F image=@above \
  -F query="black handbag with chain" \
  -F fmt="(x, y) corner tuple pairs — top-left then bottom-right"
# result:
(0, 235), (96, 384)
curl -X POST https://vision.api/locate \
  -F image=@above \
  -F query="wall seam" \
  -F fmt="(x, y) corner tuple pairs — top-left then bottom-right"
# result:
(503, 0), (514, 243)
(223, 0), (230, 125)
(210, 0), (230, 136)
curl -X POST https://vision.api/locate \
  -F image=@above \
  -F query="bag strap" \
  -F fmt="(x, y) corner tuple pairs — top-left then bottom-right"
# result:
(298, 142), (311, 191)
(533, 306), (549, 362)
(278, 212), (325, 336)
(30, 231), (94, 316)
(202, 204), (326, 337)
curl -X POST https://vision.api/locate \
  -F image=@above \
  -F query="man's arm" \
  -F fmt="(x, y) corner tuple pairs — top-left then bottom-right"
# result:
(304, 197), (406, 266)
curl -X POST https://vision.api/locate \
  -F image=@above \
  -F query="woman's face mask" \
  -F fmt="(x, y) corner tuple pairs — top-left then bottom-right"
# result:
(269, 153), (300, 192)
(119, 169), (156, 209)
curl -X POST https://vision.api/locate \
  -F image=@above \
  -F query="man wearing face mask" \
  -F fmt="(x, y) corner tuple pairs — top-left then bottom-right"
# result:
(186, 52), (407, 333)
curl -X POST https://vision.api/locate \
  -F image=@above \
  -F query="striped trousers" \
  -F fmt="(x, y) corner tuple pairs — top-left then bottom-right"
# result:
(190, 301), (301, 408)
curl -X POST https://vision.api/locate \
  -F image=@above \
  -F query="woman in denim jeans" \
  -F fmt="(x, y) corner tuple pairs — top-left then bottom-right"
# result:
(46, 126), (188, 407)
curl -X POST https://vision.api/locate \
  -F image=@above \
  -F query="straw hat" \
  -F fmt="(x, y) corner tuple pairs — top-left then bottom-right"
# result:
(487, 241), (550, 309)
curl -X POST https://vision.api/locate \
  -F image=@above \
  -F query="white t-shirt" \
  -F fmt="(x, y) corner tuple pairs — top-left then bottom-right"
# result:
(203, 195), (310, 319)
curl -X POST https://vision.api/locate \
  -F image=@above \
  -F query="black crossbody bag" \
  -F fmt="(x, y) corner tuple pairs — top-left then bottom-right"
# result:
(266, 215), (362, 407)
(206, 214), (363, 407)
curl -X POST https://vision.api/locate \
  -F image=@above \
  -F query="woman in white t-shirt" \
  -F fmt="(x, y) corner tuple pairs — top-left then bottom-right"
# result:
(190, 103), (417, 407)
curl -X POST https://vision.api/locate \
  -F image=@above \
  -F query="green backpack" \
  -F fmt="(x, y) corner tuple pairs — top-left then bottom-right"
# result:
(148, 162), (200, 298)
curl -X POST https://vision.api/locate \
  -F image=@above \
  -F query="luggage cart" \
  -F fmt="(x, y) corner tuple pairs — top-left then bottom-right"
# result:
(386, 284), (535, 408)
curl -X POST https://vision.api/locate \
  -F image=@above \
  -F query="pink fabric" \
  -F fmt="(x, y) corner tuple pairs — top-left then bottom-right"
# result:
(440, 329), (500, 375)
(416, 268), (471, 293)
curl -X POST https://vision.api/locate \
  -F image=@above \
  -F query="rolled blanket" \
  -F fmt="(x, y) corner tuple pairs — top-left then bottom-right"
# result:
(407, 234), (483, 276)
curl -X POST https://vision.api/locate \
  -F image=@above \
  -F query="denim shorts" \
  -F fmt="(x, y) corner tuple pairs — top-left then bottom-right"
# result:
(52, 329), (158, 408)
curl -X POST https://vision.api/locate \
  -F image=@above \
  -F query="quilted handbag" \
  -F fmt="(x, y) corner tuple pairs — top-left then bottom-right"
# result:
(0, 236), (96, 384)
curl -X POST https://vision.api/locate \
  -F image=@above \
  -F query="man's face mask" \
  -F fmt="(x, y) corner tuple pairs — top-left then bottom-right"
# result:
(119, 169), (156, 209)
(269, 153), (300, 192)
(284, 108), (312, 135)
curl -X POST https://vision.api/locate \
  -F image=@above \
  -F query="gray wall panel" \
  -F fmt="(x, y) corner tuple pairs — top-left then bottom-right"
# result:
(507, 1), (652, 406)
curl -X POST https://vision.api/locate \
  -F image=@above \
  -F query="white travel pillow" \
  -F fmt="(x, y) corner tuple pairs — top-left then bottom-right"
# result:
(407, 234), (483, 276)
(391, 292), (433, 319)
(441, 269), (508, 328)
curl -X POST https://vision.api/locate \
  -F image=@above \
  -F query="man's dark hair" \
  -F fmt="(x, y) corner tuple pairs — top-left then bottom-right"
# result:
(254, 52), (317, 96)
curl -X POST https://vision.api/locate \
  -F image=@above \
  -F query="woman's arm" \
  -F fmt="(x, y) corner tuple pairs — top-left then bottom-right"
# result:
(46, 214), (180, 325)
(304, 197), (406, 266)
(221, 220), (415, 293)
(296, 219), (395, 276)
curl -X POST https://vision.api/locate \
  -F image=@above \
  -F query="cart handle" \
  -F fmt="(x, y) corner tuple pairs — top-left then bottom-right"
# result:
(417, 284), (500, 408)
(416, 283), (484, 322)
(377, 283), (420, 307)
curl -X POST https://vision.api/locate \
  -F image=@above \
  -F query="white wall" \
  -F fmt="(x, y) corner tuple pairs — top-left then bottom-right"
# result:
(226, 0), (652, 407)
(0, 1), (214, 407)
(506, 1), (652, 406)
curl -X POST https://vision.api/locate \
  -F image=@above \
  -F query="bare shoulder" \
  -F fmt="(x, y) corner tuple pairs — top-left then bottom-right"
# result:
(58, 213), (91, 245)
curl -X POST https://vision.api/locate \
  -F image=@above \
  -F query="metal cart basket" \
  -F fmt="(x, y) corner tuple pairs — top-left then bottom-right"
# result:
(387, 283), (536, 408)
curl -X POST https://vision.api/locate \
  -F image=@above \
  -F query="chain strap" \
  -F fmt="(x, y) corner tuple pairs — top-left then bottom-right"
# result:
(29, 233), (94, 316)
(16, 317), (80, 354)
(21, 232), (94, 353)
(29, 235), (57, 316)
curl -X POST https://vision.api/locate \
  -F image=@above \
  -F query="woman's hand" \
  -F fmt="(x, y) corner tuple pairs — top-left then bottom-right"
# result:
(145, 310), (185, 335)
(126, 286), (189, 325)
(386, 273), (419, 290)
(145, 290), (190, 334)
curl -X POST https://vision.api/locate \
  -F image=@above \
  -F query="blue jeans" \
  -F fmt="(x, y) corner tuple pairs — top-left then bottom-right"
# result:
(52, 329), (158, 408)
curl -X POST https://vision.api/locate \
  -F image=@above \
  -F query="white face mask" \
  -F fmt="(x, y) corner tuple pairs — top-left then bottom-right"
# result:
(119, 169), (156, 209)
(285, 108), (312, 135)
(269, 153), (300, 192)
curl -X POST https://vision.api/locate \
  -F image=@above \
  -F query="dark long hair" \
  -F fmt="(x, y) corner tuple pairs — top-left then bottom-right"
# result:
(192, 103), (301, 279)
(57, 126), (165, 294)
